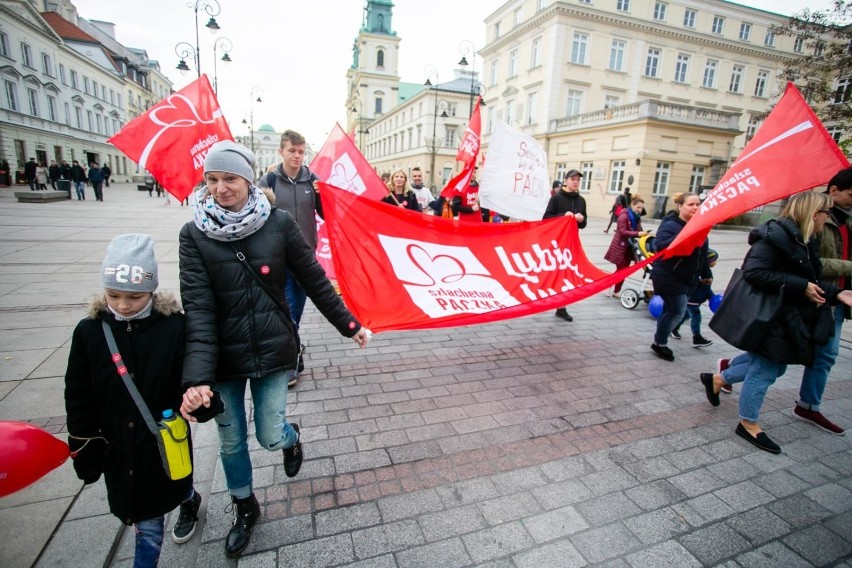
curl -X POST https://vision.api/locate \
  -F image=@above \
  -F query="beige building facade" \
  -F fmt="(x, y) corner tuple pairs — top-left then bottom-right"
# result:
(479, 0), (798, 216)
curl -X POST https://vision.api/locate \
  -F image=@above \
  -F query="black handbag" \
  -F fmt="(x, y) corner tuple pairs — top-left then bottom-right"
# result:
(709, 268), (784, 352)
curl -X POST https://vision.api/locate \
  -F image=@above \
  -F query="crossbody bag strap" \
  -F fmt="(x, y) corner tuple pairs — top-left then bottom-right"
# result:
(101, 320), (160, 438)
(229, 244), (297, 326)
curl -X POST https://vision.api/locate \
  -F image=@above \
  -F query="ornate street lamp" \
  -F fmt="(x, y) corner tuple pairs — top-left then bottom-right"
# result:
(425, 66), (449, 189)
(175, 0), (221, 77)
(458, 39), (478, 119)
(241, 86), (263, 153)
(212, 36), (232, 94)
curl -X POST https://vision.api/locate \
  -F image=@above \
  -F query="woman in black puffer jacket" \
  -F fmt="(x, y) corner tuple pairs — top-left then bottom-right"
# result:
(178, 141), (368, 558)
(700, 192), (852, 454)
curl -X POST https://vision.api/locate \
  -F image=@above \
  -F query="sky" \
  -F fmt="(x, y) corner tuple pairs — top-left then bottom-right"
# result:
(69, 0), (832, 149)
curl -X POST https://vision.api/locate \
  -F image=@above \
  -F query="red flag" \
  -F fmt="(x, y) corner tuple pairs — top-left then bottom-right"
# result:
(665, 83), (850, 258)
(108, 76), (232, 201)
(347, 125), (356, 141)
(319, 182), (644, 332)
(440, 96), (482, 199)
(309, 124), (390, 278)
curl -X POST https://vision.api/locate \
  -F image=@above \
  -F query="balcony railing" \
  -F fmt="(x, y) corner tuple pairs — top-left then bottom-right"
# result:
(549, 100), (741, 133)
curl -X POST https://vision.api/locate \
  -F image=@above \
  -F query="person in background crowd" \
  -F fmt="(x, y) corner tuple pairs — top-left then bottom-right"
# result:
(179, 141), (368, 558)
(35, 162), (49, 190)
(60, 160), (72, 181)
(551, 179), (562, 196)
(88, 163), (105, 201)
(49, 160), (61, 190)
(409, 167), (434, 212)
(70, 160), (86, 200)
(699, 191), (852, 453)
(604, 195), (650, 295)
(671, 248), (718, 348)
(382, 169), (421, 212)
(25, 157), (37, 191)
(452, 171), (481, 223)
(649, 192), (708, 362)
(102, 163), (112, 187)
(543, 169), (587, 322)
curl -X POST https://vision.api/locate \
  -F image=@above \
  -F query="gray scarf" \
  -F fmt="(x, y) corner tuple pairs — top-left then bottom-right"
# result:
(191, 185), (271, 242)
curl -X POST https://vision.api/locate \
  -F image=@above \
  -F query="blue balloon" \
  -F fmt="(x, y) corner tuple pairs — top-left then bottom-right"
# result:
(648, 295), (664, 319)
(709, 293), (723, 313)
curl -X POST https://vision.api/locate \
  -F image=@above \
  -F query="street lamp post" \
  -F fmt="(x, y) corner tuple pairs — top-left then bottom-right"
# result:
(348, 96), (366, 149)
(424, 67), (449, 189)
(212, 36), (232, 94)
(175, 0), (221, 76)
(241, 86), (263, 154)
(458, 40), (477, 119)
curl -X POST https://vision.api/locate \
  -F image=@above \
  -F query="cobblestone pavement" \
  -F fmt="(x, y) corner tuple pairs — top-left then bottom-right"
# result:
(0, 184), (849, 567)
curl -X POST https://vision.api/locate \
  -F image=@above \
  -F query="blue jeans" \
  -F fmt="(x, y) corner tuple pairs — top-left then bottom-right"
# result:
(654, 293), (687, 346)
(676, 304), (703, 336)
(134, 517), (164, 568)
(214, 370), (299, 498)
(74, 181), (85, 199)
(731, 352), (787, 422)
(799, 304), (845, 411)
(285, 269), (307, 327)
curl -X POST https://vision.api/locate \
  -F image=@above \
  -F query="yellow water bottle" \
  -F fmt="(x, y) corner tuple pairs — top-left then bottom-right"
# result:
(158, 409), (192, 480)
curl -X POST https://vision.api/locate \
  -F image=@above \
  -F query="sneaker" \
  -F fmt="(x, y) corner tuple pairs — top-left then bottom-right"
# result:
(288, 373), (299, 388)
(792, 406), (846, 436)
(283, 424), (303, 477)
(717, 358), (732, 394)
(671, 328), (682, 340)
(172, 490), (201, 544)
(651, 343), (675, 361)
(692, 334), (713, 348)
(555, 308), (573, 322)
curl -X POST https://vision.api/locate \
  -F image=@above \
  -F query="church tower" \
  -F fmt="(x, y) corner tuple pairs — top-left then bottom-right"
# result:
(346, 1), (401, 147)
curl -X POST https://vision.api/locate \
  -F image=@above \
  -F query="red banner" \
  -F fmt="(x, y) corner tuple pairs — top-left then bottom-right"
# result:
(108, 75), (232, 201)
(666, 82), (850, 258)
(320, 182), (648, 332)
(309, 124), (390, 278)
(441, 96), (482, 199)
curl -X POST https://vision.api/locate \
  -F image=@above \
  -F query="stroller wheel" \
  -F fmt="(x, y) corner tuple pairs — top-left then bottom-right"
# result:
(620, 289), (640, 309)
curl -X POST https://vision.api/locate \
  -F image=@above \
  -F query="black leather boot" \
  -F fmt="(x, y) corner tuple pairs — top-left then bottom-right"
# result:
(225, 493), (260, 558)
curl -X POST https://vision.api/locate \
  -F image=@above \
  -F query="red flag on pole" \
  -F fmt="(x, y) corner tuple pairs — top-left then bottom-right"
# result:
(665, 82), (850, 258)
(441, 96), (482, 199)
(108, 75), (232, 201)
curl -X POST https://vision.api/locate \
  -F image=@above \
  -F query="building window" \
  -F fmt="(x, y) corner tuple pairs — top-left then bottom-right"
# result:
(555, 163), (568, 182)
(509, 49), (518, 77)
(689, 165), (705, 193)
(604, 95), (620, 108)
(493, 22), (501, 39)
(27, 88), (38, 116)
(653, 2), (667, 21)
(87, 110), (93, 131)
(814, 41), (825, 57)
(4, 80), (18, 111)
(514, 7), (523, 26)
(674, 54), (689, 83)
(375, 97), (383, 114)
(729, 65), (744, 93)
(376, 49), (384, 68)
(83, 76), (90, 94)
(737, 23), (751, 42)
(527, 92), (537, 124)
(645, 48), (660, 78)
(571, 32), (588, 65)
(96, 113), (102, 134)
(0, 32), (8, 57)
(683, 9), (696, 28)
(537, 0), (546, 9)
(702, 60), (717, 88)
(74, 106), (82, 128)
(47, 95), (56, 121)
(487, 107), (494, 134)
(59, 64), (66, 84)
(609, 40), (625, 71)
(616, 0), (630, 12)
(580, 162), (594, 192)
(71, 70), (78, 89)
(754, 70), (768, 97)
(794, 37), (804, 53)
(21, 42), (33, 67)
(653, 162), (671, 195)
(764, 29), (775, 47)
(712, 16), (724, 35)
(746, 115), (761, 141)
(531, 37), (542, 68)
(41, 52), (52, 75)
(566, 89), (583, 116)
(505, 99), (515, 125)
(63, 102), (70, 125)
(490, 59), (498, 86)
(835, 78), (852, 104)
(827, 126), (843, 143)
(609, 160), (626, 193)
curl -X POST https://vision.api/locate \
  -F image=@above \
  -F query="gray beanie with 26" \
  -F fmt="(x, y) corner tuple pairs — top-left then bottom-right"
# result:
(101, 234), (159, 292)
(203, 140), (255, 182)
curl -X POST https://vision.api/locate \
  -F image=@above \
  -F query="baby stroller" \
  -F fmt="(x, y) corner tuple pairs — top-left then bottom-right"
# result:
(619, 234), (656, 309)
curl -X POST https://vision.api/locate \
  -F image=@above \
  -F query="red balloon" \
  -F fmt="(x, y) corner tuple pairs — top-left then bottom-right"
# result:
(0, 421), (70, 497)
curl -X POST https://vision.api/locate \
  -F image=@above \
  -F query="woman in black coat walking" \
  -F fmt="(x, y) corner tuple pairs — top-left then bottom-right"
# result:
(699, 192), (852, 453)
